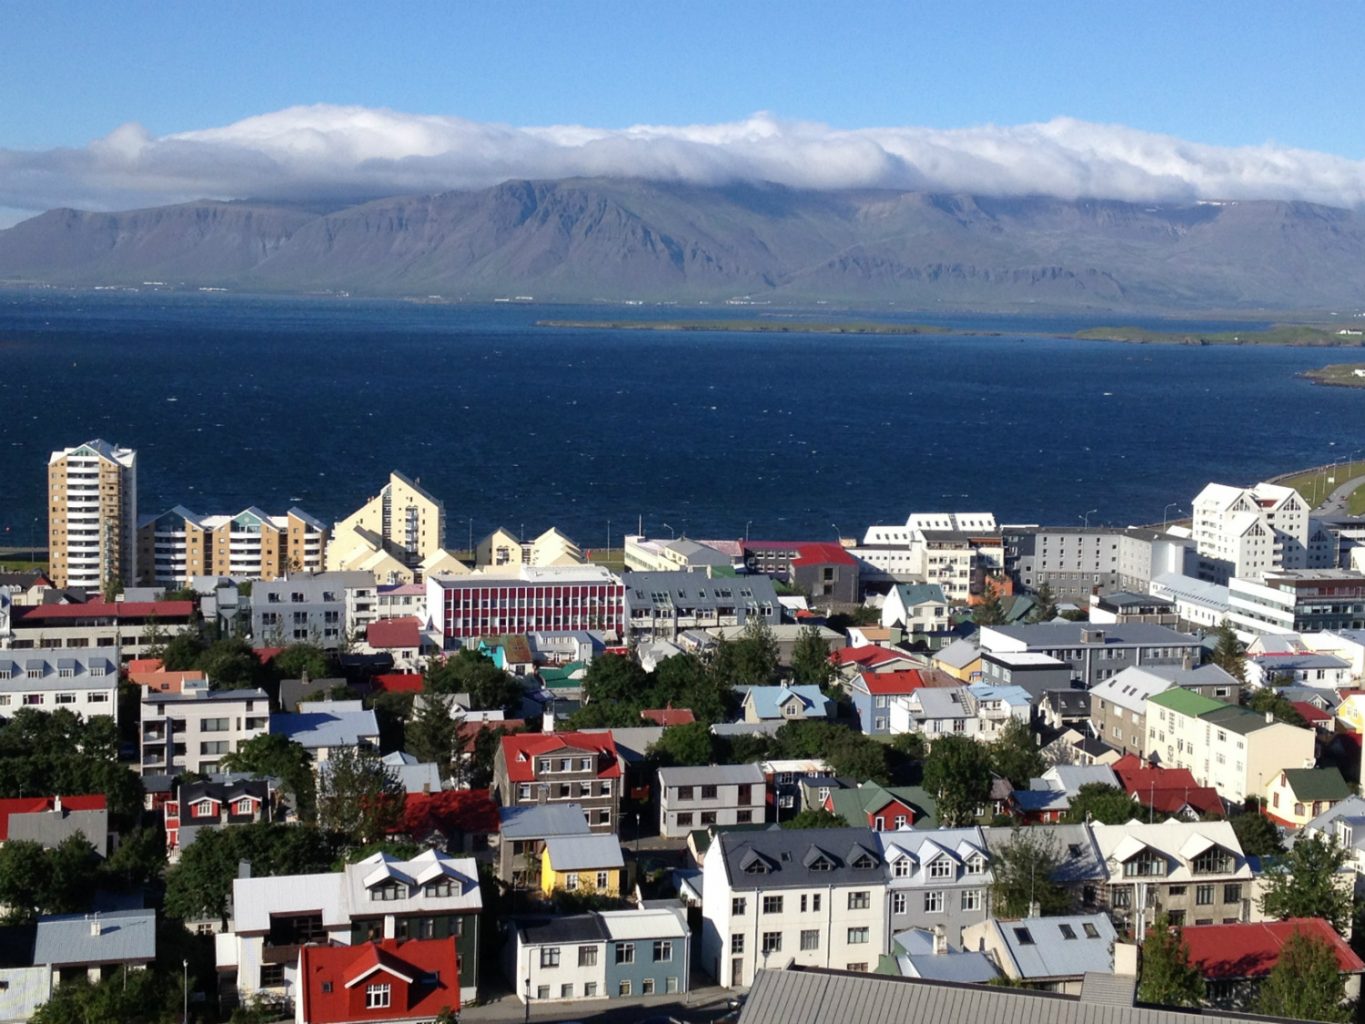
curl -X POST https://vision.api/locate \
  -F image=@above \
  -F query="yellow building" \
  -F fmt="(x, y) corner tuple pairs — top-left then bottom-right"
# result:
(932, 639), (981, 681)
(476, 526), (583, 570)
(48, 439), (138, 591)
(1263, 767), (1353, 829)
(539, 834), (625, 898)
(1337, 693), (1365, 734)
(328, 471), (464, 582)
(136, 506), (327, 587)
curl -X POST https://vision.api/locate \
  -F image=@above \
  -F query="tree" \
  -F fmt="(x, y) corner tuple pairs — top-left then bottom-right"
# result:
(160, 630), (207, 671)
(647, 722), (716, 767)
(1062, 783), (1140, 825)
(1255, 927), (1352, 1022)
(990, 827), (1071, 918)
(0, 709), (142, 824)
(316, 747), (405, 845)
(890, 731), (927, 761)
(426, 649), (524, 712)
(973, 587), (1008, 626)
(733, 618), (780, 684)
(407, 693), (457, 776)
(0, 836), (99, 922)
(790, 626), (833, 688)
(782, 808), (845, 829)
(1027, 582), (1058, 624)
(654, 652), (728, 723)
(1137, 912), (1204, 1007)
(273, 643), (330, 680)
(199, 636), (261, 687)
(1260, 832), (1353, 935)
(1211, 619), (1247, 684)
(989, 717), (1044, 788)
(1229, 798), (1283, 856)
(922, 734), (993, 826)
(31, 969), (181, 1024)
(1245, 687), (1307, 727)
(220, 733), (317, 819)
(580, 653), (648, 706)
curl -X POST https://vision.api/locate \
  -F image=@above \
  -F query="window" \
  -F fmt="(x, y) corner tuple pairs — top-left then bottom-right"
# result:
(701, 785), (718, 800)
(642, 978), (656, 995)
(763, 895), (784, 914)
(584, 982), (598, 997)
(892, 858), (910, 878)
(424, 879), (455, 898)
(762, 932), (782, 954)
(893, 815), (907, 829)
(536, 985), (550, 1000)
(615, 942), (635, 964)
(700, 811), (717, 826)
(578, 945), (598, 967)
(1013, 927), (1035, 945)
(848, 891), (870, 910)
(800, 930), (820, 951)
(731, 934), (744, 954)
(618, 981), (631, 997)
(540, 947), (560, 968)
(202, 717), (229, 732)
(55, 693), (76, 704)
(892, 893), (907, 915)
(1059, 924), (1077, 940)
(737, 810), (753, 824)
(1112, 887), (1132, 908)
(732, 897), (747, 915)
(596, 871), (609, 889)
(924, 891), (944, 913)
(961, 889), (982, 911)
(928, 858), (953, 879)
(565, 873), (580, 891)
(1224, 883), (1242, 904)
(1192, 848), (1231, 875)
(561, 983), (574, 999)
(365, 984), (391, 1009)
(1196, 885), (1215, 906)
(678, 785), (695, 800)
(846, 962), (868, 973)
(259, 964), (285, 988)
(967, 855), (986, 875)
(653, 940), (673, 962)
(676, 812), (693, 827)
(847, 927), (869, 945)
(370, 880), (406, 901)
(1082, 922), (1100, 938)
(667, 976), (680, 994)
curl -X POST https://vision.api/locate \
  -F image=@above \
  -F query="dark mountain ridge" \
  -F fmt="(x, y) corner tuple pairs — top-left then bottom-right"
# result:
(2, 178), (1363, 311)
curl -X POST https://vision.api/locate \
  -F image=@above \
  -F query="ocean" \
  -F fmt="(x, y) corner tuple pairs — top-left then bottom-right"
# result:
(1, 290), (1361, 551)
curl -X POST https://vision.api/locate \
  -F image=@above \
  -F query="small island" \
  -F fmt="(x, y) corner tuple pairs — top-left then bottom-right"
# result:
(536, 318), (974, 336)
(1302, 362), (1365, 388)
(1073, 323), (1365, 347)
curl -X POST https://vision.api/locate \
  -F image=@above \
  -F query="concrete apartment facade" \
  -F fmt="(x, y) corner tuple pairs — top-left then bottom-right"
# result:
(140, 686), (270, 776)
(136, 506), (327, 587)
(1010, 527), (1125, 600)
(977, 623), (1204, 688)
(657, 763), (766, 838)
(855, 513), (1002, 600)
(623, 571), (779, 640)
(493, 732), (622, 833)
(878, 828), (993, 946)
(251, 571), (376, 648)
(47, 440), (137, 591)
(1227, 569), (1365, 640)
(0, 646), (119, 719)
(427, 565), (623, 643)
(1191, 482), (1336, 584)
(1089, 664), (1240, 759)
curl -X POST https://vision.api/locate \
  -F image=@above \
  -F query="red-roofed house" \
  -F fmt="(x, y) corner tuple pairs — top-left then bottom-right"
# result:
(127, 657), (207, 694)
(830, 645), (920, 678)
(374, 673), (425, 695)
(493, 732), (621, 832)
(297, 938), (460, 1024)
(1180, 918), (1365, 1008)
(743, 541), (859, 604)
(0, 795), (108, 853)
(366, 617), (425, 662)
(1111, 754), (1224, 819)
(396, 789), (500, 853)
(10, 600), (195, 659)
(1292, 701), (1336, 732)
(847, 669), (928, 735)
(640, 706), (696, 727)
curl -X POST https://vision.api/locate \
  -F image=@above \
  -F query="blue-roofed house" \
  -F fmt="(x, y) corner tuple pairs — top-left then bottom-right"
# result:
(270, 700), (380, 762)
(879, 927), (1000, 983)
(34, 908), (157, 984)
(497, 803), (592, 890)
(740, 684), (834, 724)
(962, 913), (1118, 994)
(967, 683), (1033, 739)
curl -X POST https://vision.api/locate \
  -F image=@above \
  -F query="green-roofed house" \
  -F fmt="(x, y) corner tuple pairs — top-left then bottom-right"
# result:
(1264, 766), (1353, 829)
(826, 781), (939, 831)
(1146, 688), (1316, 802)
(539, 661), (588, 692)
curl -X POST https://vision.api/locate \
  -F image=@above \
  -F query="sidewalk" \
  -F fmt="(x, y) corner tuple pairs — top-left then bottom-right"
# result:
(463, 981), (734, 1023)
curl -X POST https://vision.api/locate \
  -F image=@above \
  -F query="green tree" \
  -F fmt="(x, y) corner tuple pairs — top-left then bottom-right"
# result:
(890, 731), (927, 761)
(990, 827), (1071, 918)
(1211, 619), (1247, 684)
(989, 717), (1044, 788)
(654, 652), (728, 723)
(1255, 927), (1352, 1022)
(647, 721), (716, 767)
(199, 636), (261, 687)
(567, 700), (641, 729)
(273, 643), (331, 680)
(426, 649), (524, 711)
(98, 823), (167, 892)
(580, 653), (648, 706)
(1026, 582), (1058, 624)
(160, 630), (208, 671)
(1229, 798), (1284, 856)
(220, 733), (318, 820)
(31, 969), (181, 1024)
(1245, 687), (1307, 727)
(316, 747), (404, 845)
(0, 836), (99, 922)
(973, 585), (1008, 626)
(0, 709), (142, 824)
(719, 731), (777, 764)
(790, 626), (833, 687)
(1062, 783), (1140, 825)
(1260, 832), (1353, 935)
(406, 693), (457, 776)
(732, 618), (780, 684)
(782, 808), (845, 829)
(1138, 912), (1204, 1007)
(922, 734), (993, 826)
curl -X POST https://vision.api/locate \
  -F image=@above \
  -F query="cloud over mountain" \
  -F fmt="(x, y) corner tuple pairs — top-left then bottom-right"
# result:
(4, 104), (1365, 219)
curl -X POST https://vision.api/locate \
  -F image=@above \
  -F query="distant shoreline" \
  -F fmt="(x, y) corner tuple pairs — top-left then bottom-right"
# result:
(536, 318), (991, 336)
(1300, 363), (1365, 389)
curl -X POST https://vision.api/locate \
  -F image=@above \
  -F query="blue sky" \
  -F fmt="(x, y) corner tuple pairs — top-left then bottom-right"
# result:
(2, 2), (1356, 152)
(1, 3), (1363, 221)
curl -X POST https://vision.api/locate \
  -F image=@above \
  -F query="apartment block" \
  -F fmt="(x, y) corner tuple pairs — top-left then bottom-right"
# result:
(1089, 664), (1240, 759)
(136, 506), (327, 587)
(1, 598), (195, 658)
(1191, 482), (1336, 584)
(427, 565), (623, 643)
(0, 647), (119, 719)
(139, 686), (269, 776)
(657, 763), (766, 838)
(251, 571), (376, 649)
(855, 513), (1003, 602)
(327, 471), (455, 583)
(623, 571), (779, 640)
(977, 622), (1203, 688)
(1228, 569), (1365, 640)
(493, 732), (621, 832)
(879, 828), (993, 946)
(1011, 527), (1126, 600)
(47, 439), (137, 591)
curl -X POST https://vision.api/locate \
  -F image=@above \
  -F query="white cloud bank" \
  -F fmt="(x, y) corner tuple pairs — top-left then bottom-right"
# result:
(3, 105), (1365, 221)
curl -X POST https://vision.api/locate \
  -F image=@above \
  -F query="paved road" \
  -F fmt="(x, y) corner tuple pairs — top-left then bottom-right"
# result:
(1314, 472), (1365, 515)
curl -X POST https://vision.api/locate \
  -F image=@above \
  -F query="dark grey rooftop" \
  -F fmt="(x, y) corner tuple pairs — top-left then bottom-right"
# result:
(516, 914), (608, 945)
(983, 623), (1199, 647)
(719, 827), (883, 891)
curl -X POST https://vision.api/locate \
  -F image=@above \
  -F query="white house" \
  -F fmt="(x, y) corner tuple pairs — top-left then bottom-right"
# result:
(0, 646), (119, 719)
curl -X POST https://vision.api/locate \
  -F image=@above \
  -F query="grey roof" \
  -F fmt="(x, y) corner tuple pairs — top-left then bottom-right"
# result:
(623, 571), (779, 612)
(719, 827), (884, 892)
(1098, 591), (1174, 609)
(499, 803), (592, 840)
(709, 720), (783, 737)
(906, 688), (972, 720)
(544, 834), (625, 871)
(33, 909), (156, 966)
(8, 806), (108, 853)
(893, 929), (999, 984)
(270, 700), (379, 750)
(377, 753), (443, 794)
(986, 914), (1117, 980)
(1151, 572), (1230, 607)
(1043, 690), (1090, 716)
(142, 687), (266, 706)
(581, 725), (664, 763)
(1040, 765), (1119, 796)
(983, 825), (1107, 885)
(658, 763), (766, 787)
(983, 623), (1200, 647)
(933, 638), (981, 669)
(517, 914), (608, 945)
(1253, 652), (1352, 670)
(741, 968), (1289, 1024)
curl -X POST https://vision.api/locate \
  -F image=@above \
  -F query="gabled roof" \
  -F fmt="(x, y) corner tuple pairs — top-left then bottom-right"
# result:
(1277, 767), (1351, 802)
(367, 617), (422, 649)
(832, 646), (918, 670)
(499, 732), (621, 783)
(498, 803), (592, 840)
(0, 795), (105, 841)
(375, 672), (425, 694)
(33, 909), (156, 967)
(1110, 755), (1222, 817)
(544, 834), (625, 871)
(299, 938), (460, 1023)
(720, 827), (885, 890)
(989, 914), (1117, 980)
(854, 669), (928, 696)
(742, 684), (830, 720)
(271, 700), (380, 750)
(1181, 918), (1365, 980)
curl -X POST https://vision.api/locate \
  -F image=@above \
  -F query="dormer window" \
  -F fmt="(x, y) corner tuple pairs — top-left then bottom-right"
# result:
(371, 880), (407, 901)
(234, 798), (254, 815)
(928, 858), (953, 879)
(424, 879), (457, 897)
(1192, 848), (1232, 875)
(967, 854), (986, 875)
(851, 853), (877, 870)
(192, 799), (216, 817)
(892, 858), (911, 878)
(1122, 852), (1166, 878)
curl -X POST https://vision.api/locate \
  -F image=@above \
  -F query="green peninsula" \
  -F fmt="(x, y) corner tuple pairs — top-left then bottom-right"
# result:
(1302, 363), (1365, 388)
(1073, 324), (1364, 346)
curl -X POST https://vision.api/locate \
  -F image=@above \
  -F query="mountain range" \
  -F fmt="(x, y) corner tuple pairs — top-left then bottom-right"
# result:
(2, 178), (1364, 311)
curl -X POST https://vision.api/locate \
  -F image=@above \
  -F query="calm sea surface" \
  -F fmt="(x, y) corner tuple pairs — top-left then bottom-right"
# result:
(1, 291), (1362, 550)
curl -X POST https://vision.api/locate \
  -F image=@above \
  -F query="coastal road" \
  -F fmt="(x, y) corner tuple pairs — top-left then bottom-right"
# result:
(1314, 472), (1365, 515)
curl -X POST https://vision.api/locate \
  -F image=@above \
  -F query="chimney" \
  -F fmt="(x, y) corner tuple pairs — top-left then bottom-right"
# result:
(238, 859), (252, 880)
(52, 795), (62, 815)
(1181, 652), (1194, 670)
(1113, 941), (1139, 978)
(88, 913), (101, 937)
(1266, 711), (1274, 723)
(932, 924), (947, 956)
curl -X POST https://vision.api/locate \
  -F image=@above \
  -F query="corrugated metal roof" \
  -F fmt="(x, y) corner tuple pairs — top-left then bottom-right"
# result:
(33, 909), (156, 966)
(658, 763), (766, 786)
(987, 914), (1116, 980)
(544, 834), (625, 871)
(499, 803), (593, 839)
(597, 906), (688, 941)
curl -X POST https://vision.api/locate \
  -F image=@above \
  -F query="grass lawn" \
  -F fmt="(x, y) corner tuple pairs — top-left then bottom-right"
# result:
(0, 559), (47, 573)
(1277, 463), (1365, 508)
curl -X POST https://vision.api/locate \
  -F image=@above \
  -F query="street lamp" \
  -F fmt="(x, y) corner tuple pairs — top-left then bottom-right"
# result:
(182, 958), (189, 1024)
(1080, 509), (1098, 529)
(1163, 503), (1182, 529)
(745, 520), (752, 543)
(524, 976), (532, 1024)
(606, 519), (611, 558)
(661, 522), (675, 539)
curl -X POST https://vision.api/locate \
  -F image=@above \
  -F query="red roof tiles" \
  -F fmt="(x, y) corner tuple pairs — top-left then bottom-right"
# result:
(375, 672), (425, 694)
(830, 646), (913, 669)
(298, 938), (460, 1023)
(1181, 918), (1365, 980)
(856, 669), (928, 695)
(367, 617), (422, 650)
(1111, 755), (1223, 817)
(500, 731), (621, 783)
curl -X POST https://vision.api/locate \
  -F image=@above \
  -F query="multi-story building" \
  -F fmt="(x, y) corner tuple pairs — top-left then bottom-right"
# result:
(657, 764), (766, 838)
(977, 623), (1203, 688)
(622, 571), (778, 641)
(1191, 482), (1336, 584)
(493, 732), (621, 833)
(740, 542), (860, 605)
(1145, 688), (1316, 801)
(0, 646), (118, 718)
(496, 804), (593, 890)
(854, 513), (1002, 600)
(1227, 569), (1365, 640)
(297, 937), (460, 1024)
(427, 565), (623, 644)
(46, 440), (138, 591)
(136, 506), (327, 587)
(848, 669), (930, 735)
(0, 597), (195, 658)
(327, 471), (456, 583)
(701, 827), (890, 987)
(220, 850), (481, 1006)
(1089, 820), (1254, 932)
(888, 683), (1030, 742)
(879, 583), (950, 637)
(1148, 573), (1232, 631)
(878, 828), (992, 946)
(623, 535), (735, 575)
(1011, 528), (1126, 600)
(139, 686), (269, 776)
(251, 571), (376, 649)
(476, 527), (583, 569)
(1116, 528), (1200, 593)
(1089, 663), (1240, 759)
(164, 774), (274, 858)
